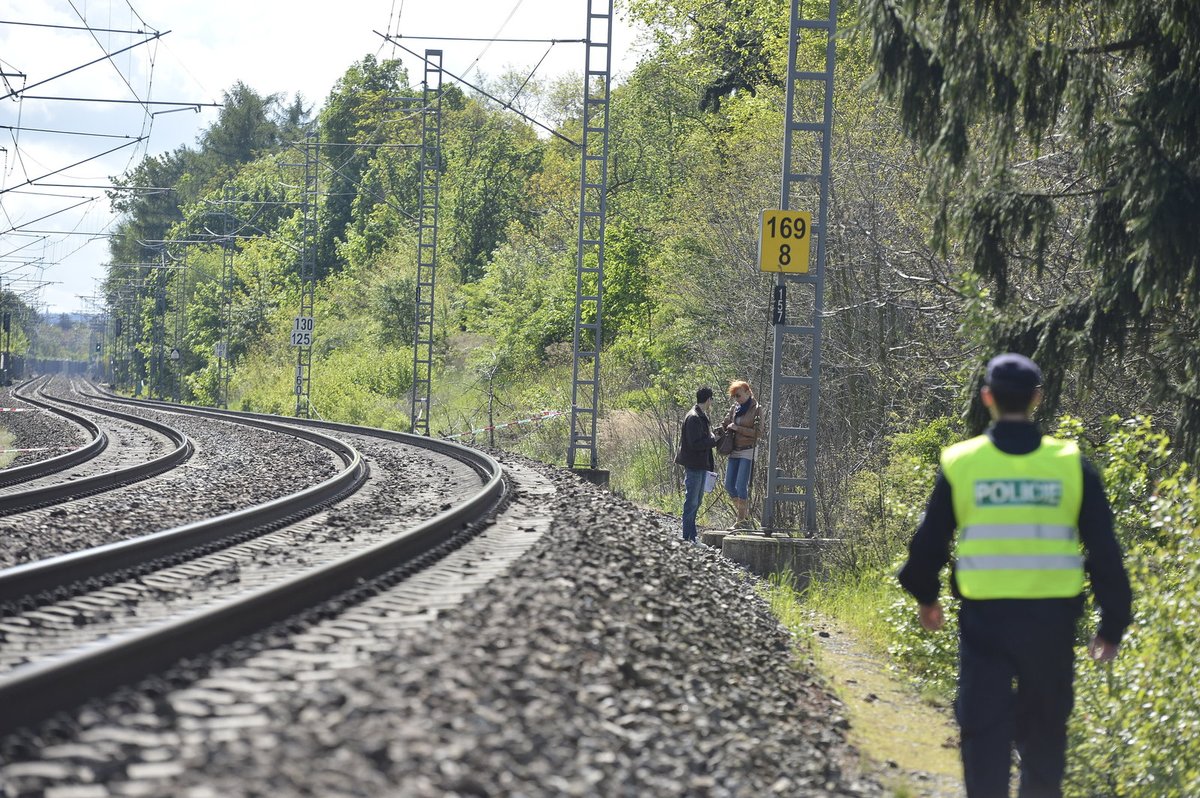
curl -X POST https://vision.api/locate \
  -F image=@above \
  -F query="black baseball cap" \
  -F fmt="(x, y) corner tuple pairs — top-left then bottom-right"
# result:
(985, 353), (1043, 393)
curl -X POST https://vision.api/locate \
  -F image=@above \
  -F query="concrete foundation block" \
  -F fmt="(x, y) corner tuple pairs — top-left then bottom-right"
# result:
(571, 468), (610, 486)
(699, 530), (730, 549)
(720, 536), (843, 589)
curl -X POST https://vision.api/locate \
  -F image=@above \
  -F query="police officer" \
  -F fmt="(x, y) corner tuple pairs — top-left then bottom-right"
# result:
(899, 353), (1132, 798)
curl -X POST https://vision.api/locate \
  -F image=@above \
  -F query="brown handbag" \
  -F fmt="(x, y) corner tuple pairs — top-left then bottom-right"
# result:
(717, 427), (736, 455)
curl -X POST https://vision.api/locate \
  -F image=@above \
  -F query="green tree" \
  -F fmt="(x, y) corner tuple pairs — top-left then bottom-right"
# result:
(199, 82), (286, 179)
(442, 102), (543, 283)
(317, 56), (414, 275)
(626, 0), (790, 112)
(866, 0), (1200, 461)
(107, 147), (194, 265)
(459, 225), (574, 376)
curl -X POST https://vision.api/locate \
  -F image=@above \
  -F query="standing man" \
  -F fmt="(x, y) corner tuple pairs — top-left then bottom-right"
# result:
(899, 353), (1132, 798)
(674, 386), (718, 544)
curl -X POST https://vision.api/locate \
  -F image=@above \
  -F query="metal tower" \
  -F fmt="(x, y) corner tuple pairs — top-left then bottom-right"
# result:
(566, 0), (614, 474)
(762, 0), (838, 533)
(217, 186), (235, 409)
(410, 50), (443, 435)
(112, 298), (125, 389)
(294, 130), (319, 417)
(150, 255), (167, 399)
(172, 250), (188, 402)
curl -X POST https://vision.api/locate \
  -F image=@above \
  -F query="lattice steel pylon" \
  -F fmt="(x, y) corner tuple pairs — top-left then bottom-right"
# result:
(410, 50), (443, 435)
(150, 254), (167, 399)
(762, 0), (838, 533)
(217, 186), (235, 409)
(566, 0), (614, 473)
(111, 298), (125, 389)
(294, 130), (319, 418)
(173, 250), (187, 402)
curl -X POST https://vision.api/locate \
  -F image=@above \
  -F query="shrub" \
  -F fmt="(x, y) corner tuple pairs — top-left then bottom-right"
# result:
(1059, 418), (1199, 797)
(816, 414), (1200, 796)
(831, 416), (959, 572)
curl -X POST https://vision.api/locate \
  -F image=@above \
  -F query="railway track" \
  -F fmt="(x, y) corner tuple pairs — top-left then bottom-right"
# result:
(0, 377), (107, 488)
(0, 377), (194, 515)
(0, 381), (879, 798)
(0, 380), (506, 734)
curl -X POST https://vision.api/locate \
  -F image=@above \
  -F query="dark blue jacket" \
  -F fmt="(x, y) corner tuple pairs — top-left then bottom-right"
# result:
(898, 420), (1133, 644)
(674, 404), (717, 471)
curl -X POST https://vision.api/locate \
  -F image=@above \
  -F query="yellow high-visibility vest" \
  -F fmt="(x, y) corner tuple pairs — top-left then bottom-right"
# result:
(941, 434), (1085, 599)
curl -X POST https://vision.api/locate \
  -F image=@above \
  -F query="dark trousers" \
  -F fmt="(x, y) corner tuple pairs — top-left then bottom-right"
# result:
(956, 599), (1081, 798)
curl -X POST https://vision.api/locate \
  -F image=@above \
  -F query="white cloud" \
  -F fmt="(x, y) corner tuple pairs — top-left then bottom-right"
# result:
(2, 0), (641, 313)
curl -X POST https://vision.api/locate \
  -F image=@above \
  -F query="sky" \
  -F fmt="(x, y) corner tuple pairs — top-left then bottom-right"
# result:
(1, 1), (644, 315)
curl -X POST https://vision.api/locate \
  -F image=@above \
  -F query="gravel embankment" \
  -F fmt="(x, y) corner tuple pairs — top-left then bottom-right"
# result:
(0, 426), (484, 674)
(0, 452), (882, 797)
(0, 394), (339, 569)
(0, 385), (89, 469)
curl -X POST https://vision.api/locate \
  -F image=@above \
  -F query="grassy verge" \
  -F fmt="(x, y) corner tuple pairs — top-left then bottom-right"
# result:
(803, 571), (901, 654)
(763, 572), (963, 798)
(760, 572), (817, 656)
(0, 427), (15, 468)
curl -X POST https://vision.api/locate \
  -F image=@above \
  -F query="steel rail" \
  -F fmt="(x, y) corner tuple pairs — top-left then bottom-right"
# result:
(83, 383), (498, 483)
(0, 377), (108, 488)
(0, 397), (368, 603)
(0, 382), (194, 515)
(0, 387), (504, 735)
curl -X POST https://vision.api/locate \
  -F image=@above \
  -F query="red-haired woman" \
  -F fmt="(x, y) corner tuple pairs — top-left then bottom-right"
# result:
(720, 380), (763, 528)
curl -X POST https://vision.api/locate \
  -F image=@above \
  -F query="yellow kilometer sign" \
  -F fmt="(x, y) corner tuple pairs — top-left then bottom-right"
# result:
(758, 209), (812, 274)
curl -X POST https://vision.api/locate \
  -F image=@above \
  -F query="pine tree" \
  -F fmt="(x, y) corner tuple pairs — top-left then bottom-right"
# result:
(866, 0), (1200, 461)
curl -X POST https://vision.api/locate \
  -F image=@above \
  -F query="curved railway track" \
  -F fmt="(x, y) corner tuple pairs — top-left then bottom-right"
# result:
(0, 377), (194, 515)
(0, 382), (878, 798)
(0, 381), (506, 735)
(0, 377), (107, 488)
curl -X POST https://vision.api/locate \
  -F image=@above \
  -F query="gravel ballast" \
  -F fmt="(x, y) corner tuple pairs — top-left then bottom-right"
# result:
(0, 452), (881, 797)
(0, 384), (339, 569)
(0, 385), (88, 469)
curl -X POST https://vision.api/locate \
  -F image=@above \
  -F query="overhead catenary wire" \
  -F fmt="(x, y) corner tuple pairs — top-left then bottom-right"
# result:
(381, 0), (405, 59)
(1, 239), (48, 260)
(13, 2), (603, 313)
(506, 43), (554, 108)
(9, 217), (121, 272)
(0, 125), (144, 140)
(1, 230), (117, 237)
(1, 198), (97, 236)
(463, 0), (527, 79)
(1, 9), (175, 193)
(389, 34), (586, 44)
(0, 136), (148, 197)
(0, 55), (26, 98)
(375, 32), (580, 148)
(12, 96), (218, 108)
(0, 19), (155, 35)
(2, 87), (30, 182)
(297, 141), (421, 149)
(66, 1), (155, 113)
(283, 137), (420, 223)
(0, 31), (166, 103)
(0, 6), (191, 311)
(13, 184), (173, 196)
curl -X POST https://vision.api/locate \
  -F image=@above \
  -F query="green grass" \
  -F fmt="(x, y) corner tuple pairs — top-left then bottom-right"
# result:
(760, 570), (816, 655)
(0, 427), (14, 468)
(804, 570), (902, 654)
(764, 571), (963, 797)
